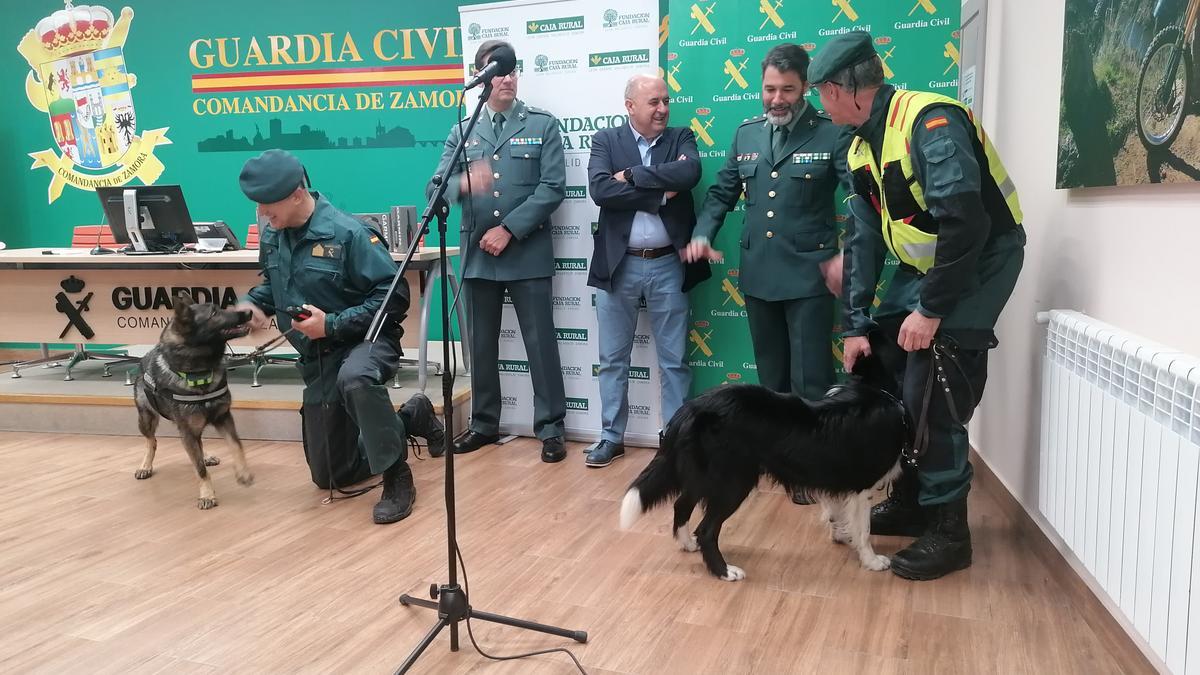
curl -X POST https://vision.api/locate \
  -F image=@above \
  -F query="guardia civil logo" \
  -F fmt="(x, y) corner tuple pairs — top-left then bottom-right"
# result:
(690, 108), (716, 148)
(18, 3), (170, 203)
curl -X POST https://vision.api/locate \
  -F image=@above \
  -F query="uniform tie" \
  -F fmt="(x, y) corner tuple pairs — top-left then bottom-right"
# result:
(772, 124), (789, 164)
(493, 112), (505, 140)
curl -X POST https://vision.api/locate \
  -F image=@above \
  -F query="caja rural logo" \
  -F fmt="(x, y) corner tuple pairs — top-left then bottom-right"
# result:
(18, 3), (170, 203)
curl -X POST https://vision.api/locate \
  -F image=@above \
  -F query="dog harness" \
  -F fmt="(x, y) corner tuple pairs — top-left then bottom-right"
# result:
(141, 355), (229, 404)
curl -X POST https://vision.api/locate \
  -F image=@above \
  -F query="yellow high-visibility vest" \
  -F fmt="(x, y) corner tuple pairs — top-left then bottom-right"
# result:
(847, 90), (1022, 273)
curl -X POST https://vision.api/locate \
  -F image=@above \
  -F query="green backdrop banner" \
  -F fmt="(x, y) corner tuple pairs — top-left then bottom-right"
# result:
(5, 1), (958, 393)
(665, 0), (960, 392)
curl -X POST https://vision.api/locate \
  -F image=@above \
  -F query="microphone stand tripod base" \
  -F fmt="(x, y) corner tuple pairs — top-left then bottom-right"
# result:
(395, 584), (587, 672)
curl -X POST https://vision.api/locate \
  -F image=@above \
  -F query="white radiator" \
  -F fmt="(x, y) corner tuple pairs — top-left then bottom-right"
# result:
(1039, 310), (1200, 673)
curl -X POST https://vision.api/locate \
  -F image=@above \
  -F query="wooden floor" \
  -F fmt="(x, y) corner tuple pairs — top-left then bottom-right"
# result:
(0, 431), (1153, 674)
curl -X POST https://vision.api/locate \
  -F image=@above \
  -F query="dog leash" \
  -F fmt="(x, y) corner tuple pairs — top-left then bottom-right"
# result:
(907, 338), (976, 468)
(239, 327), (297, 361)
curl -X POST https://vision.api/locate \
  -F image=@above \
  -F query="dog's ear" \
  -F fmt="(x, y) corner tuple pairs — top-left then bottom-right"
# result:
(172, 291), (195, 325)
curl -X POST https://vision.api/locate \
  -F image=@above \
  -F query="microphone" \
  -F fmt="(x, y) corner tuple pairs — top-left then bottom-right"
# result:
(464, 44), (516, 90)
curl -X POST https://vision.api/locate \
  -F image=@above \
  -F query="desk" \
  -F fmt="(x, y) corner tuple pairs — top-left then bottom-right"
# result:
(0, 247), (467, 389)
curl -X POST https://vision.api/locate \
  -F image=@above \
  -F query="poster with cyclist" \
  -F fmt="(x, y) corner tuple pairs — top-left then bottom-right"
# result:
(1058, 0), (1200, 187)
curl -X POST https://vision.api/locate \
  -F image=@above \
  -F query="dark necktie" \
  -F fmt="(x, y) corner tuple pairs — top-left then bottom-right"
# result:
(772, 124), (788, 163)
(493, 112), (505, 140)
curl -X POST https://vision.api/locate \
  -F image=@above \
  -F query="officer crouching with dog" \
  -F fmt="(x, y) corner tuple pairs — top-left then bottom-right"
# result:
(236, 149), (444, 525)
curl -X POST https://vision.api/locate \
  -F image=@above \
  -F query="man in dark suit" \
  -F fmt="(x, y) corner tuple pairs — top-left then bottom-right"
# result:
(585, 74), (709, 468)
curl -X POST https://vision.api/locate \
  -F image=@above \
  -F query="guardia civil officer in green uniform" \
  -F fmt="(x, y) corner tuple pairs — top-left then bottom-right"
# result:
(429, 40), (568, 463)
(687, 44), (848, 402)
(810, 32), (1026, 580)
(237, 149), (444, 525)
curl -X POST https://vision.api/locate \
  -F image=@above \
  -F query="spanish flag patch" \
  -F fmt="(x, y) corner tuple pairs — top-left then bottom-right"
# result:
(924, 116), (949, 130)
(369, 236), (381, 245)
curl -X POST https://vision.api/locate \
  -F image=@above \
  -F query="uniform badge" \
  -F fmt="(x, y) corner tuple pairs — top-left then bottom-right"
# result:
(312, 243), (342, 259)
(792, 152), (831, 164)
(510, 138), (543, 146)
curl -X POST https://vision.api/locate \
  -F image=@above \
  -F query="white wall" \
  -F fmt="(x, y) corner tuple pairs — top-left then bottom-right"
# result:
(973, 0), (1200, 505)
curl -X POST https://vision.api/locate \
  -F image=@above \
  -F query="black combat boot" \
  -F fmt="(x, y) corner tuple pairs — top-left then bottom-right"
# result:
(373, 459), (416, 524)
(400, 393), (446, 457)
(871, 468), (925, 536)
(889, 498), (972, 581)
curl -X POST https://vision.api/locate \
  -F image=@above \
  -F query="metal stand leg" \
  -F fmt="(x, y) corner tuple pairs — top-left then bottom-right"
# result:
(447, 270), (470, 374)
(251, 357), (264, 388)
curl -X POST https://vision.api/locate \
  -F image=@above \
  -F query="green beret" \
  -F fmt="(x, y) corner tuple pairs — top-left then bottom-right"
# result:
(239, 149), (305, 204)
(809, 31), (878, 85)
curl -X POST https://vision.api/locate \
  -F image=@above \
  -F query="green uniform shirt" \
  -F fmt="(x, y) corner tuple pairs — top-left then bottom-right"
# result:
(694, 104), (850, 301)
(244, 192), (407, 353)
(429, 99), (566, 281)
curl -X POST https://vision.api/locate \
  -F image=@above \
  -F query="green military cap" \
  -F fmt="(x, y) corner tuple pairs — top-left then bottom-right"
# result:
(239, 149), (305, 204)
(808, 30), (878, 85)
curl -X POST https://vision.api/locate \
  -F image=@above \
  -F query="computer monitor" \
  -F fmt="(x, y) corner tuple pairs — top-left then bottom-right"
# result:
(96, 184), (197, 252)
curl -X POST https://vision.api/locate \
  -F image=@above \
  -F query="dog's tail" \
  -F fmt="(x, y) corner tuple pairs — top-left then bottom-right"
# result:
(619, 406), (699, 529)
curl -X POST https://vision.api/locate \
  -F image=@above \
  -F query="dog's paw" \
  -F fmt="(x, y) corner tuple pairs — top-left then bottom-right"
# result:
(236, 470), (255, 487)
(675, 527), (700, 552)
(134, 468), (153, 480)
(862, 554), (890, 571)
(719, 565), (746, 582)
(197, 497), (218, 510)
(203, 456), (221, 466)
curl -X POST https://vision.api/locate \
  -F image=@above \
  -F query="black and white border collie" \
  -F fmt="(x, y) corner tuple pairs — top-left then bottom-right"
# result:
(619, 351), (909, 581)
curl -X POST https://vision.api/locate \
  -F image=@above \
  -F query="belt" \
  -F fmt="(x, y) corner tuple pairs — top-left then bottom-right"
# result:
(625, 246), (675, 259)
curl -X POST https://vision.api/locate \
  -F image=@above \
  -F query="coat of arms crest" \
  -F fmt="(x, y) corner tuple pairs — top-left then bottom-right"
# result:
(17, 2), (170, 203)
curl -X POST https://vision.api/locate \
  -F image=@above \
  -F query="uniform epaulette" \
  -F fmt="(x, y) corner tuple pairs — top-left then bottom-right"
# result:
(814, 109), (831, 120)
(525, 105), (554, 117)
(738, 115), (767, 127)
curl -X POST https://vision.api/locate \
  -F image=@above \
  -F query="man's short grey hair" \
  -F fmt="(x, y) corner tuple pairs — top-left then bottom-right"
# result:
(625, 73), (665, 100)
(832, 56), (885, 90)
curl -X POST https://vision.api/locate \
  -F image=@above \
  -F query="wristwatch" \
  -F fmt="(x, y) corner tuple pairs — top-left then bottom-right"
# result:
(622, 168), (635, 185)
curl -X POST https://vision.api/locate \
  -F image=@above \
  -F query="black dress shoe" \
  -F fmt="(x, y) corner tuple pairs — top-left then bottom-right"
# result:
(541, 436), (566, 463)
(453, 430), (500, 455)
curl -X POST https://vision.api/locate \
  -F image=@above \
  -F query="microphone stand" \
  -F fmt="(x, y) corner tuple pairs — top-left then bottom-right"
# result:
(366, 80), (588, 675)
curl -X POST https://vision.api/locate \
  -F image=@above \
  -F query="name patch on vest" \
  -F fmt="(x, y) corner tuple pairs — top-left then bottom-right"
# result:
(736, 152), (760, 162)
(312, 243), (343, 259)
(792, 152), (831, 164)
(509, 137), (542, 146)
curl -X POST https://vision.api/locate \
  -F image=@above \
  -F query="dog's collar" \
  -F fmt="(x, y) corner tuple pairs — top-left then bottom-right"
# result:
(174, 370), (216, 388)
(154, 354), (223, 390)
(824, 383), (914, 458)
(142, 373), (229, 402)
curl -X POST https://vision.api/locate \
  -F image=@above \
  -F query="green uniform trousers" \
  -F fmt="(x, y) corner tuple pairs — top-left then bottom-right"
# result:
(745, 294), (835, 400)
